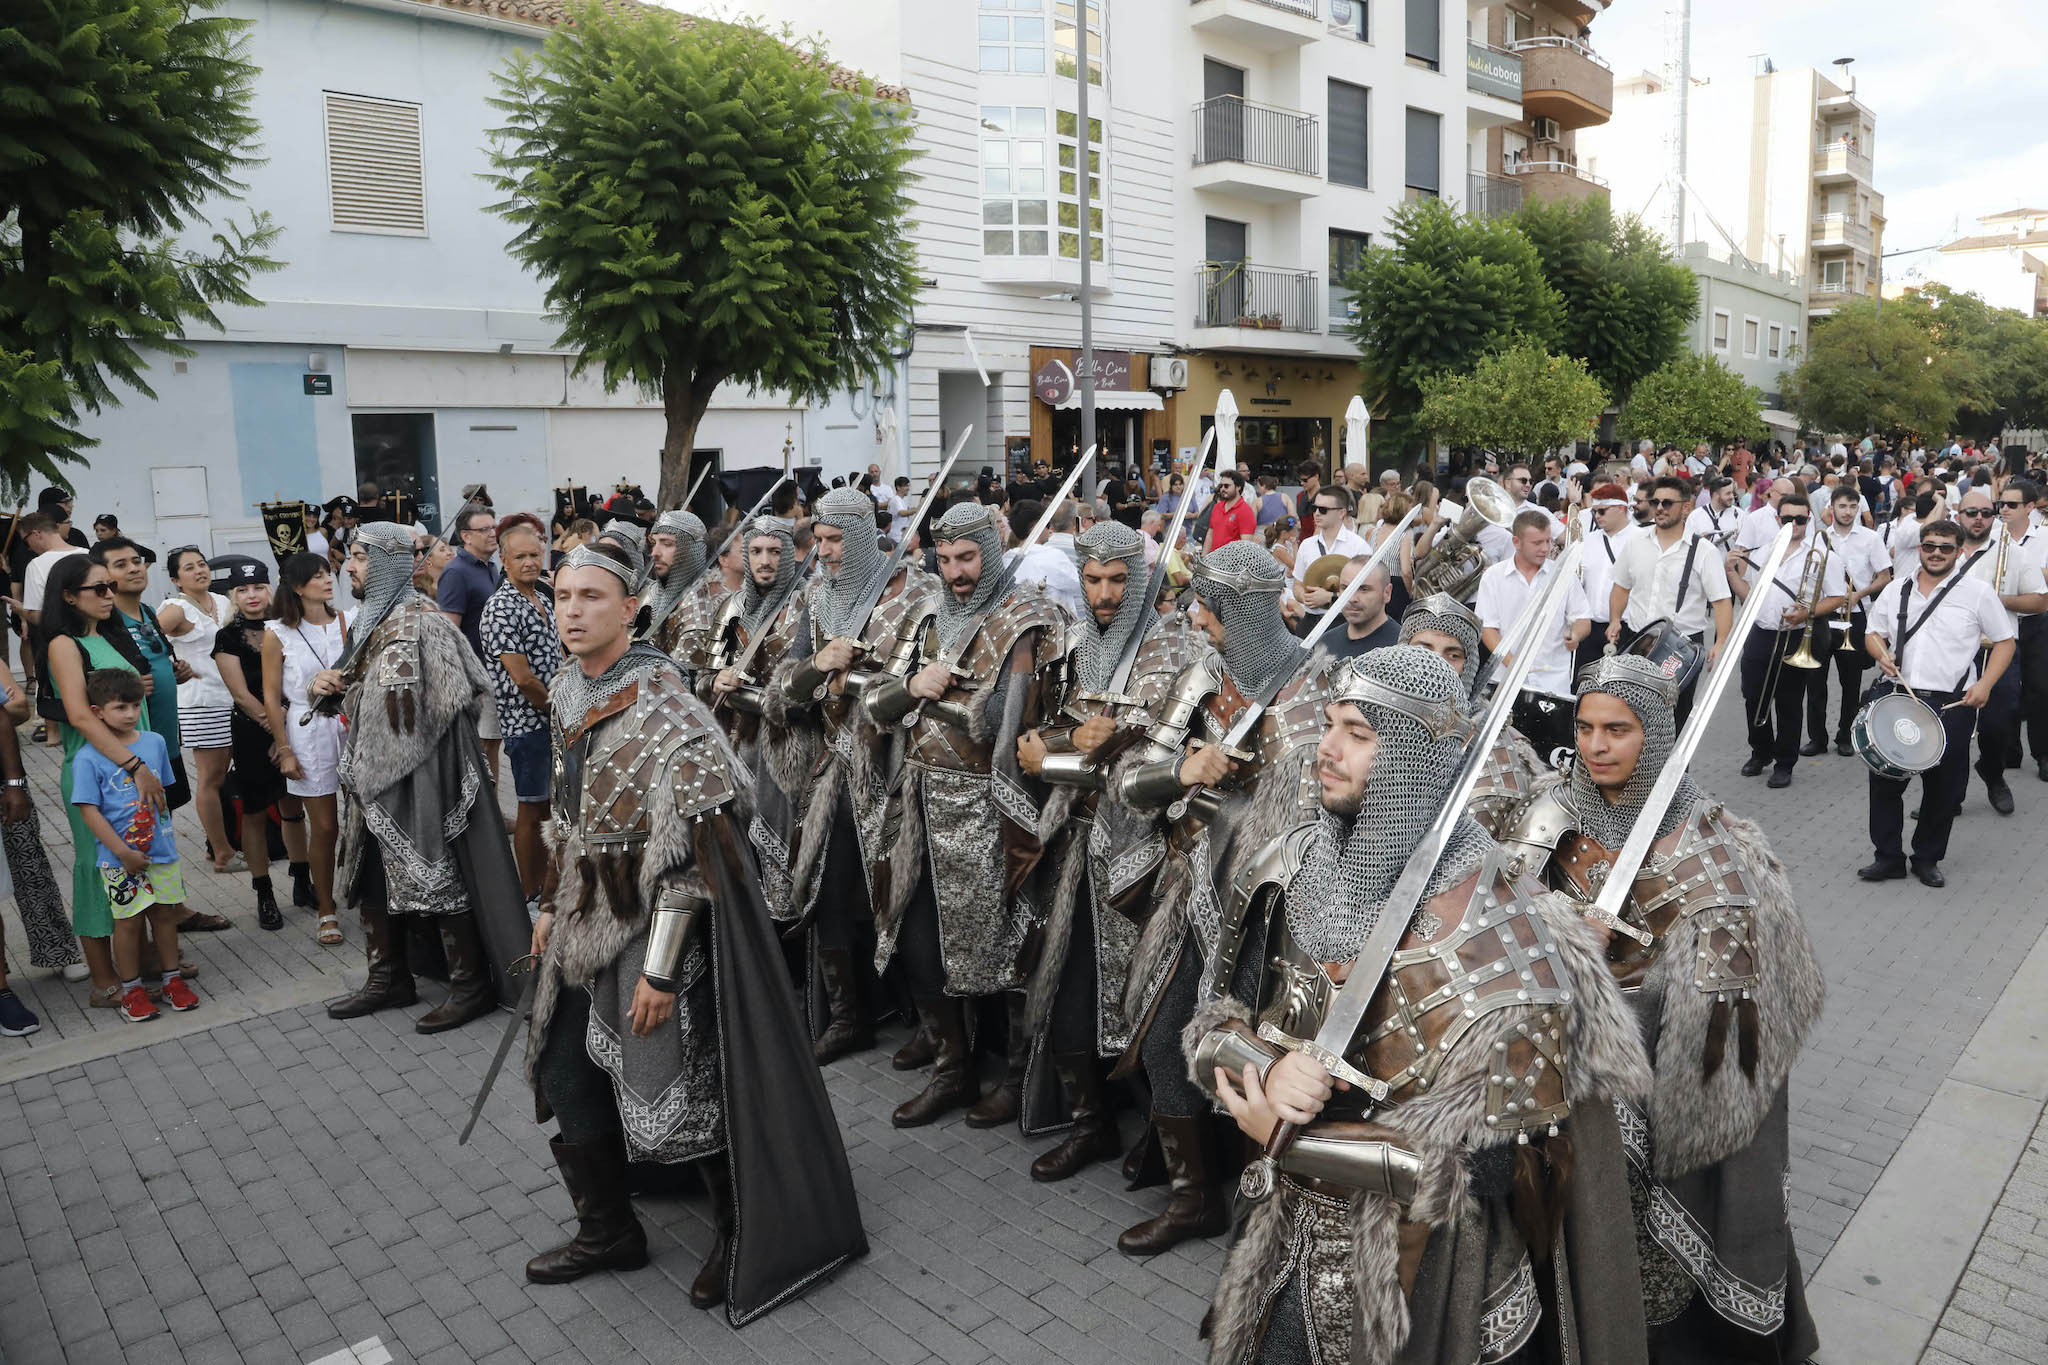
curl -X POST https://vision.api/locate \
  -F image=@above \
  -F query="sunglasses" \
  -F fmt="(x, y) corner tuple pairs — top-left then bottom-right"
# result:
(1315, 504), (1346, 514)
(1998, 500), (2027, 510)
(1921, 543), (1959, 554)
(1780, 515), (1810, 525)
(1959, 508), (1995, 516)
(72, 582), (115, 597)
(1647, 497), (1683, 508)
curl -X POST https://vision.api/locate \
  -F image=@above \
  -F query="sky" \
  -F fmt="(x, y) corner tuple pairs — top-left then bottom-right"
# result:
(1592, 0), (2048, 282)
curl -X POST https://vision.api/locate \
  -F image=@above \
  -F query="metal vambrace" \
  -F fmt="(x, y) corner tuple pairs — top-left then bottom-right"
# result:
(862, 674), (918, 727)
(1118, 756), (1189, 809)
(723, 682), (765, 715)
(1038, 750), (1105, 790)
(783, 656), (832, 706)
(1193, 1020), (1283, 1098)
(641, 885), (706, 994)
(1281, 1127), (1423, 1205)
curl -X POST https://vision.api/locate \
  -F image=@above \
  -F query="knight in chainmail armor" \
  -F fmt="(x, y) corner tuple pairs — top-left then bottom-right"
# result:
(1075, 539), (1340, 1255)
(860, 499), (1070, 1132)
(1496, 651), (1824, 1360)
(1017, 520), (1207, 1181)
(324, 522), (527, 1034)
(522, 543), (864, 1321)
(1187, 647), (1653, 1365)
(764, 487), (939, 1067)
(641, 508), (707, 651)
(1401, 591), (1551, 837)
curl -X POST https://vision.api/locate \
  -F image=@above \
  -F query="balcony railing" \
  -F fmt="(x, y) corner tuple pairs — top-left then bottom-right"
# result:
(1191, 96), (1320, 177)
(1812, 281), (1852, 295)
(1467, 172), (1524, 219)
(1191, 0), (1317, 14)
(1813, 140), (1872, 181)
(1506, 34), (1611, 71)
(1504, 158), (1608, 187)
(1811, 213), (1873, 249)
(1195, 262), (1319, 333)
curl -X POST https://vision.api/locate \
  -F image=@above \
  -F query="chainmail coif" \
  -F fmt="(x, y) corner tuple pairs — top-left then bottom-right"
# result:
(598, 521), (650, 596)
(814, 487), (886, 639)
(931, 501), (1015, 653)
(1191, 541), (1296, 700)
(1286, 647), (1492, 963)
(645, 509), (707, 628)
(340, 521), (421, 669)
(550, 547), (675, 719)
(1569, 655), (1697, 848)
(1069, 521), (1152, 691)
(737, 516), (800, 638)
(1398, 591), (1484, 703)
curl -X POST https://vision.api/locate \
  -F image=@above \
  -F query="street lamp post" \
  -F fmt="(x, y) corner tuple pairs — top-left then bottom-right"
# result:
(1075, 22), (1096, 476)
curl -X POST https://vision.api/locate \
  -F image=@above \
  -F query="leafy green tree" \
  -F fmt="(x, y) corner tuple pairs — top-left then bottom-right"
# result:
(1340, 198), (1562, 464)
(1623, 352), (1766, 448)
(1512, 198), (1697, 404)
(1783, 299), (1964, 441)
(1418, 342), (1609, 466)
(0, 0), (280, 493)
(487, 5), (919, 506)
(1906, 284), (2048, 437)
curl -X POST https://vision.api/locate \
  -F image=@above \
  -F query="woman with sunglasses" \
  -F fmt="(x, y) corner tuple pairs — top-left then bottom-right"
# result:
(37, 555), (167, 1005)
(156, 548), (238, 873)
(261, 553), (348, 945)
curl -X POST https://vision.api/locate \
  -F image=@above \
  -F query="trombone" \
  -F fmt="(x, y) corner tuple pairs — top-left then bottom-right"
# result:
(1753, 531), (1831, 727)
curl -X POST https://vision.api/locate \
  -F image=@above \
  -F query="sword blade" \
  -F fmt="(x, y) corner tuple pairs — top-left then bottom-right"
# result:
(458, 970), (536, 1146)
(1590, 523), (1795, 926)
(1105, 427), (1219, 696)
(704, 472), (793, 575)
(837, 425), (976, 641)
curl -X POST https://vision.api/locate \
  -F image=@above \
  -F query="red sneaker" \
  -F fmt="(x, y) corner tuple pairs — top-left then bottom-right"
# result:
(119, 985), (159, 1023)
(160, 977), (200, 1012)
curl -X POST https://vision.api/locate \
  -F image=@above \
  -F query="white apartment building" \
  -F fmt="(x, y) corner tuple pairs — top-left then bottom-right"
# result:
(1919, 208), (2048, 318)
(1580, 61), (1885, 320)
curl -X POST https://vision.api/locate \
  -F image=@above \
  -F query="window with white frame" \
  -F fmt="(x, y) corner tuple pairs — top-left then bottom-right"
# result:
(1712, 310), (1730, 352)
(1053, 0), (1104, 86)
(324, 91), (426, 235)
(980, 106), (1051, 256)
(1055, 109), (1106, 260)
(1743, 316), (1760, 357)
(1788, 327), (1800, 356)
(1329, 0), (1368, 40)
(979, 0), (1048, 73)
(1767, 323), (1782, 360)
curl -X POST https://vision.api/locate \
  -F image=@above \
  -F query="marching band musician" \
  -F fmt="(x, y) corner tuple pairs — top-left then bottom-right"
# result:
(1955, 488), (2047, 816)
(1727, 492), (1845, 789)
(1574, 483), (1646, 679)
(1808, 485), (1892, 758)
(1997, 479), (2048, 782)
(1684, 476), (1741, 550)
(1475, 509), (1591, 760)
(1859, 517), (2016, 888)
(1609, 475), (1734, 727)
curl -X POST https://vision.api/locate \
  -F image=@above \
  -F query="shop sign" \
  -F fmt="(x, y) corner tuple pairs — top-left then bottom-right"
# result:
(1033, 358), (1073, 405)
(1467, 42), (1523, 102)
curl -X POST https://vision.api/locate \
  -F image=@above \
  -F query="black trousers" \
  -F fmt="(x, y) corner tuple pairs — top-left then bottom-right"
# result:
(1799, 620), (1842, 744)
(1742, 629), (1808, 770)
(896, 861), (947, 997)
(1868, 688), (1975, 869)
(1975, 660), (2022, 789)
(1572, 629), (1608, 685)
(1140, 938), (1206, 1118)
(1512, 691), (1575, 765)
(2020, 615), (2048, 761)
(1045, 868), (1100, 1057)
(1822, 614), (1869, 743)
(538, 988), (622, 1146)
(812, 790), (868, 952)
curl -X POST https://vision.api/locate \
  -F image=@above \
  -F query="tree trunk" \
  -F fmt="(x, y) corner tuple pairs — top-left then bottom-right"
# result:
(658, 370), (724, 510)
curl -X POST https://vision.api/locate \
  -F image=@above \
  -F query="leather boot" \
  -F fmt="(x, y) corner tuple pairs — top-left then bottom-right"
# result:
(891, 996), (977, 1128)
(891, 1024), (935, 1071)
(964, 994), (1030, 1129)
(690, 1152), (734, 1309)
(415, 913), (497, 1034)
(326, 901), (418, 1019)
(812, 947), (874, 1065)
(1117, 1114), (1229, 1256)
(525, 1133), (650, 1284)
(1030, 1053), (1121, 1183)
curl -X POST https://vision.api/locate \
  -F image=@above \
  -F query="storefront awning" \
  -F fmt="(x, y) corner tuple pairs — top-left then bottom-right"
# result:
(1759, 409), (1801, 429)
(1053, 389), (1163, 412)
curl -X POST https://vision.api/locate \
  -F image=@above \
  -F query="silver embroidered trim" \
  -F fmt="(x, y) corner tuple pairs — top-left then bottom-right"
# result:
(992, 766), (1040, 833)
(1479, 1255), (1541, 1363)
(583, 966), (723, 1163)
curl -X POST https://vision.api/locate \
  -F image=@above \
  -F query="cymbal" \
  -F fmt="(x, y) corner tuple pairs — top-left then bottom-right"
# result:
(1303, 553), (1349, 592)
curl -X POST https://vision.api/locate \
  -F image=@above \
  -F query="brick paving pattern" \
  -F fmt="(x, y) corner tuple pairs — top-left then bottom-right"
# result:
(3, 705), (2046, 1362)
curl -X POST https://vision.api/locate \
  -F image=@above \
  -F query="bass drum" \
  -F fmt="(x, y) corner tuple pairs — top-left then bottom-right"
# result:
(1851, 689), (1946, 781)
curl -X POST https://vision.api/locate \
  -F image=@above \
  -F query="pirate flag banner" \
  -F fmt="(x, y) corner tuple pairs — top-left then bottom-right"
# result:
(554, 485), (590, 525)
(259, 500), (311, 564)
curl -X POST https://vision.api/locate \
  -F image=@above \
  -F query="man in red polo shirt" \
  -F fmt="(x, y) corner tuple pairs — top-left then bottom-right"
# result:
(1203, 469), (1257, 551)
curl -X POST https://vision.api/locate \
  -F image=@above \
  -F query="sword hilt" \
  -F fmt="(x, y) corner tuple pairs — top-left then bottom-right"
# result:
(1240, 1121), (1294, 1204)
(1584, 906), (1654, 946)
(1256, 1020), (1387, 1099)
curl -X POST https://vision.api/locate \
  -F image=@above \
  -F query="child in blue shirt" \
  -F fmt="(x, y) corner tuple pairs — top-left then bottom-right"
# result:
(71, 670), (201, 1023)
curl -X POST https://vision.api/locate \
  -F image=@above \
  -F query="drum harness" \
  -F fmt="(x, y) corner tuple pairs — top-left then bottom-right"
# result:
(1882, 568), (1975, 706)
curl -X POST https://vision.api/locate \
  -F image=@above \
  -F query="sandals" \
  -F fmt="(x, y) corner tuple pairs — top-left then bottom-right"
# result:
(178, 912), (233, 933)
(317, 914), (343, 946)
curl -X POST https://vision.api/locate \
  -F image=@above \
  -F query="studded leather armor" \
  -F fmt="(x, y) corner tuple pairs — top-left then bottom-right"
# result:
(1467, 732), (1545, 840)
(659, 574), (731, 667)
(1116, 657), (1332, 817)
(896, 591), (1068, 775)
(554, 666), (738, 851)
(781, 567), (938, 745)
(695, 586), (805, 722)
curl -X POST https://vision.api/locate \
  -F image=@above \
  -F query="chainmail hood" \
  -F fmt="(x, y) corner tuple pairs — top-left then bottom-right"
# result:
(342, 521), (420, 667)
(552, 640), (676, 727)
(737, 516), (800, 637)
(1398, 591), (1484, 702)
(1286, 647), (1491, 962)
(814, 487), (885, 639)
(931, 501), (1015, 653)
(1191, 541), (1296, 698)
(597, 521), (650, 596)
(1569, 654), (1696, 847)
(645, 509), (706, 627)
(1069, 521), (1151, 691)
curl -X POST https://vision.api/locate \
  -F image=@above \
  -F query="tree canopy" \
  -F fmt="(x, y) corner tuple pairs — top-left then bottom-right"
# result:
(1623, 352), (1767, 449)
(1418, 341), (1609, 466)
(1511, 198), (1697, 405)
(1782, 298), (1965, 441)
(0, 0), (280, 493)
(486, 5), (920, 506)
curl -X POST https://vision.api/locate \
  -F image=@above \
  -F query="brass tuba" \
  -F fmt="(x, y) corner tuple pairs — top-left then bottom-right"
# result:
(1412, 476), (1515, 600)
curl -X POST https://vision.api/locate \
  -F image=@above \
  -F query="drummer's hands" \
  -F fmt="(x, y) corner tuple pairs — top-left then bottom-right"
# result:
(1962, 679), (1993, 709)
(1871, 644), (1900, 679)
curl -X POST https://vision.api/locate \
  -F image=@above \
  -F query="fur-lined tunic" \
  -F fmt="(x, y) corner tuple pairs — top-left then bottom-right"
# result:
(1499, 786), (1824, 1355)
(691, 588), (805, 920)
(1187, 842), (1653, 1365)
(868, 584), (1071, 996)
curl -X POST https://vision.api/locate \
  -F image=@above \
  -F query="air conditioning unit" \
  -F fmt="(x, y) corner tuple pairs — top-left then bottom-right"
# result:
(1530, 116), (1562, 143)
(1150, 356), (1190, 390)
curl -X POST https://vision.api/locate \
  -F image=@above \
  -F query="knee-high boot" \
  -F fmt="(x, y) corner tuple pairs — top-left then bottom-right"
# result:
(1030, 1052), (1122, 1182)
(525, 1130), (650, 1284)
(415, 912), (496, 1034)
(891, 995), (977, 1128)
(690, 1151), (735, 1309)
(1116, 1114), (1230, 1256)
(326, 901), (418, 1019)
(812, 946), (875, 1065)
(964, 993), (1030, 1128)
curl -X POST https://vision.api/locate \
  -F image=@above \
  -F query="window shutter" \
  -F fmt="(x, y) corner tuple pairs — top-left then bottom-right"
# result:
(1328, 80), (1369, 189)
(1404, 0), (1441, 66)
(1404, 108), (1440, 194)
(325, 92), (426, 234)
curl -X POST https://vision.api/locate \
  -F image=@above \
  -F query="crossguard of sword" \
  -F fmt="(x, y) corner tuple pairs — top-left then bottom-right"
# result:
(900, 662), (974, 728)
(1583, 906), (1654, 946)
(1256, 1020), (1386, 1098)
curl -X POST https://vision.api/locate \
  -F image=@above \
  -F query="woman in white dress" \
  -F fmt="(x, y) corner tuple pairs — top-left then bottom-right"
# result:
(261, 553), (347, 945)
(156, 548), (239, 873)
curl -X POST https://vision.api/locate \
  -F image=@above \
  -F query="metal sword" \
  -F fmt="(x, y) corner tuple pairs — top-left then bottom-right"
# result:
(458, 954), (540, 1146)
(828, 425), (976, 656)
(1094, 425), (1221, 702)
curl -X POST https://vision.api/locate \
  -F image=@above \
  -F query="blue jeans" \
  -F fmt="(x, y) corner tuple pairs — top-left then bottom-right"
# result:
(502, 728), (552, 804)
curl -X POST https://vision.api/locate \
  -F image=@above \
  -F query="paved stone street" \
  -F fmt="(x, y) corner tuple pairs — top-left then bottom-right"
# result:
(3, 704), (2047, 1364)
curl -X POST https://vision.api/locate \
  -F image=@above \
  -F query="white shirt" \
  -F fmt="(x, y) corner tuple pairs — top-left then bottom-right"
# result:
(1579, 522), (1645, 623)
(20, 546), (84, 618)
(1630, 453), (1651, 478)
(886, 492), (914, 541)
(1883, 516), (1923, 582)
(1748, 536), (1848, 632)
(1867, 572), (2013, 692)
(1007, 534), (1086, 618)
(1474, 557), (1591, 698)
(1475, 518), (1514, 567)
(1290, 524), (1371, 582)
(1829, 442), (1849, 461)
(1817, 523), (1890, 612)
(1686, 503), (1740, 548)
(1612, 528), (1731, 635)
(306, 528), (331, 561)
(1960, 531), (2048, 629)
(1733, 505), (1780, 557)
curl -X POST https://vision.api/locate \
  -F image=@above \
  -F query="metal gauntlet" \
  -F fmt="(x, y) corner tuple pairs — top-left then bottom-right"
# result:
(1192, 1021), (1283, 1101)
(724, 682), (765, 716)
(1281, 1130), (1424, 1205)
(783, 658), (832, 706)
(1038, 750), (1106, 790)
(641, 885), (706, 994)
(863, 675), (917, 727)
(1118, 756), (1189, 810)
